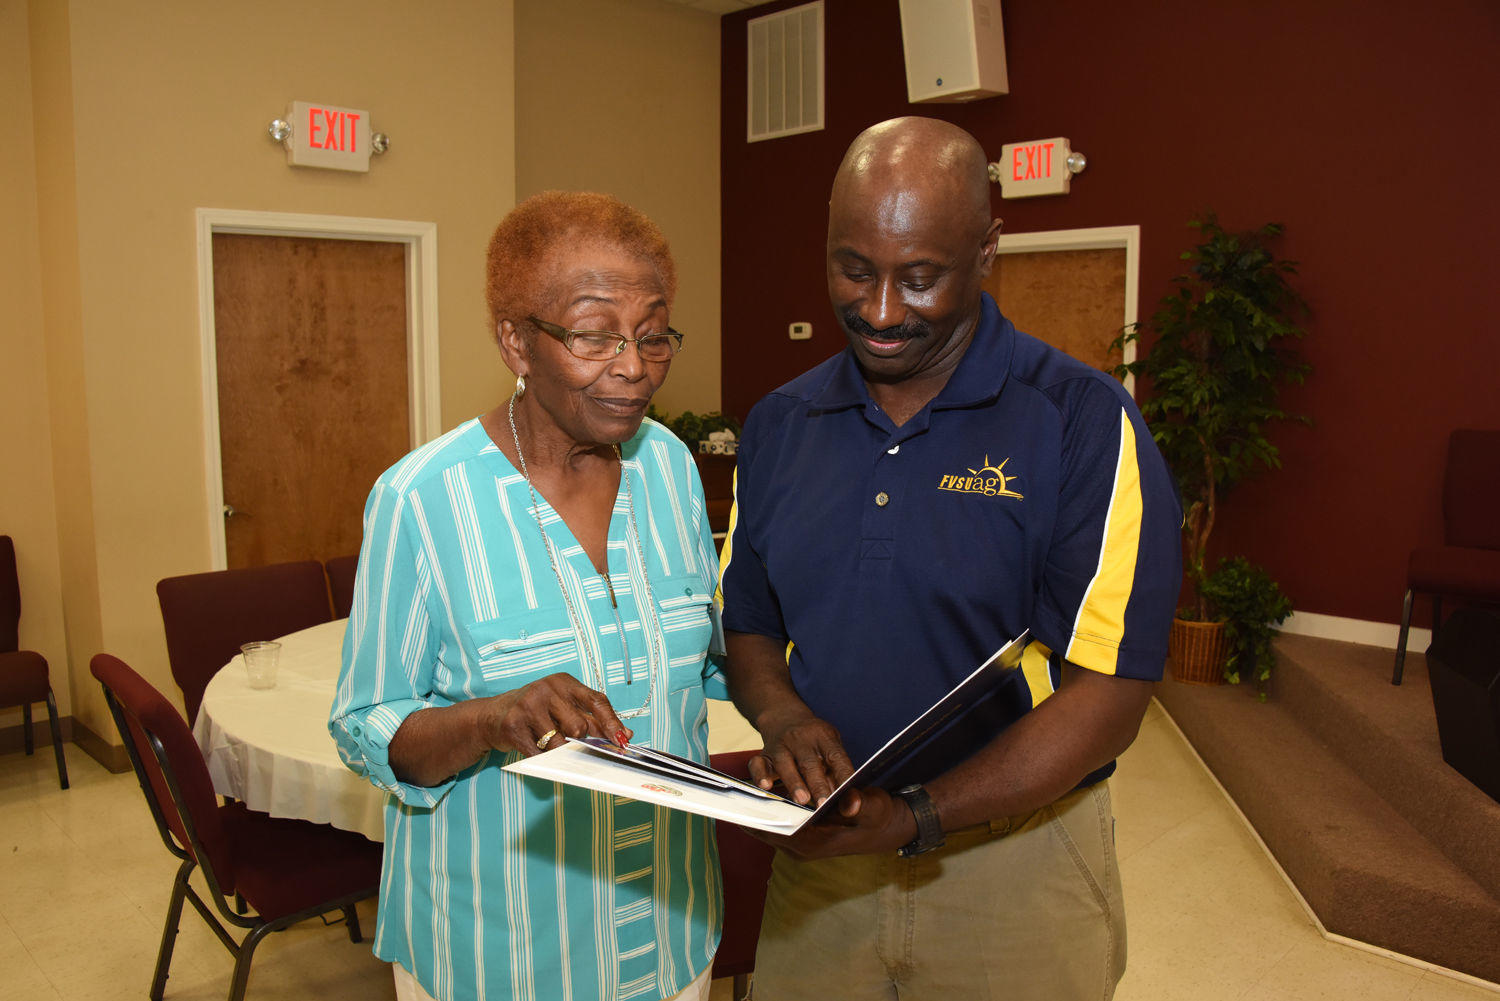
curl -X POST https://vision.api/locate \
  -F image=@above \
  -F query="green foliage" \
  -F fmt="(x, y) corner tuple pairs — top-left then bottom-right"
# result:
(1113, 214), (1309, 618)
(645, 406), (741, 444)
(1199, 557), (1292, 700)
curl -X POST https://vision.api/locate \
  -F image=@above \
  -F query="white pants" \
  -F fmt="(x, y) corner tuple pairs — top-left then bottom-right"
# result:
(393, 961), (713, 1001)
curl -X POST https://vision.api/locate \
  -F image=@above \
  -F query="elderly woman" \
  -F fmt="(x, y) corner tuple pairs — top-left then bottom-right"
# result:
(330, 191), (726, 1001)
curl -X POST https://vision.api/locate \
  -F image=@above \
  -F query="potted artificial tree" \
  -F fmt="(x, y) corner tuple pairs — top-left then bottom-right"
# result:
(1114, 215), (1308, 687)
(1199, 556), (1293, 699)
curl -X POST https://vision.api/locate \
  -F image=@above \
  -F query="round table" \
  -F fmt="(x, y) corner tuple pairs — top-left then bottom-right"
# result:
(193, 619), (386, 841)
(192, 618), (762, 843)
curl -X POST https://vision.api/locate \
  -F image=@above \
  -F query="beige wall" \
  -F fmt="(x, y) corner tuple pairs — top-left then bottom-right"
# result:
(515, 0), (722, 418)
(7, 0), (728, 756)
(1, 0), (72, 730)
(10, 0), (517, 744)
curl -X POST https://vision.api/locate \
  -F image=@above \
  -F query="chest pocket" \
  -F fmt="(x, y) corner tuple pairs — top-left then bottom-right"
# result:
(654, 574), (715, 692)
(464, 605), (579, 694)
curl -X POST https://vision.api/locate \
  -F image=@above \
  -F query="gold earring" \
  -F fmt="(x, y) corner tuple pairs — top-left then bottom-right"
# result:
(515, 374), (527, 396)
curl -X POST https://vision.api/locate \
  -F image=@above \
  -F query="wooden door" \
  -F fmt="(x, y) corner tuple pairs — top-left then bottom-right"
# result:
(985, 248), (1127, 374)
(212, 234), (410, 569)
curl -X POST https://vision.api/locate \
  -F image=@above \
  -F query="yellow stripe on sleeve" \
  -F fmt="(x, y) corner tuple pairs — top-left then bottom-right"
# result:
(1020, 639), (1056, 708)
(714, 466), (739, 609)
(1065, 409), (1143, 675)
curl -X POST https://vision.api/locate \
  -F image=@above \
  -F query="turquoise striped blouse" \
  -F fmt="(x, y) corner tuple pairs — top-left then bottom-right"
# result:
(330, 417), (727, 1001)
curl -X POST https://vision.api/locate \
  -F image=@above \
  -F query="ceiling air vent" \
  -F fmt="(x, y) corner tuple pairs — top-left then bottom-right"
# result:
(746, 1), (824, 143)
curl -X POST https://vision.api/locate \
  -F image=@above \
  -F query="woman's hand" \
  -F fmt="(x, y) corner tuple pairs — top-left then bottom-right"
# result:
(478, 673), (632, 756)
(388, 674), (632, 786)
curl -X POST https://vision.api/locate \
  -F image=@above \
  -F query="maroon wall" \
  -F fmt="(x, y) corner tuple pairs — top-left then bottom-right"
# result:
(719, 0), (1500, 627)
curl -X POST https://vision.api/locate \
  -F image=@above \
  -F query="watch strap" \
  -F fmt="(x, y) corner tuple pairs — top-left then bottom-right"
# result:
(894, 784), (945, 857)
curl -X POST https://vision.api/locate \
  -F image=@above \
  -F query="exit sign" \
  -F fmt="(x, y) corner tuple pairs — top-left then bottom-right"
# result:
(286, 100), (372, 172)
(998, 137), (1074, 198)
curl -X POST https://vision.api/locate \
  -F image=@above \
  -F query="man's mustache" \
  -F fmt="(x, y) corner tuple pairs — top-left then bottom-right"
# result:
(840, 308), (930, 343)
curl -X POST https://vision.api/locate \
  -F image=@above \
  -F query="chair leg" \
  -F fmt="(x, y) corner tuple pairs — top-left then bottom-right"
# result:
(152, 859), (195, 1001)
(45, 691), (69, 790)
(22, 703), (34, 754)
(343, 903), (363, 943)
(733, 973), (752, 1001)
(1393, 588), (1414, 685)
(228, 921), (278, 1001)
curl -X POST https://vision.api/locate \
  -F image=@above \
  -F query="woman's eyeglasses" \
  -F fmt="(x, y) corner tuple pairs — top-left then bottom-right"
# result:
(527, 316), (684, 362)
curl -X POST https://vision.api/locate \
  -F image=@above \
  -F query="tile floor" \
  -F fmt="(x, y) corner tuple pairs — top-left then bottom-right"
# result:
(1, 699), (1496, 1001)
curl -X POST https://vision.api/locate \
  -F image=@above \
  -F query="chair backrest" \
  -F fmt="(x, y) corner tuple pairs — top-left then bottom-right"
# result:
(710, 749), (776, 980)
(325, 554), (360, 620)
(0, 536), (19, 653)
(1444, 429), (1500, 550)
(156, 560), (333, 723)
(91, 653), (238, 891)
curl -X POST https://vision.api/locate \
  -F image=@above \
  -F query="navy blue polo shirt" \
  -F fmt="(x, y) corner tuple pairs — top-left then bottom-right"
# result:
(719, 293), (1181, 769)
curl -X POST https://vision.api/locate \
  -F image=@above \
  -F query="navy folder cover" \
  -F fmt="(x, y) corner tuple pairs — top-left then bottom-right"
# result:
(805, 630), (1032, 823)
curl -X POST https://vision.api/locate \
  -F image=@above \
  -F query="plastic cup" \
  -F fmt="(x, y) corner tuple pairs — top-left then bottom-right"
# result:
(241, 641), (281, 689)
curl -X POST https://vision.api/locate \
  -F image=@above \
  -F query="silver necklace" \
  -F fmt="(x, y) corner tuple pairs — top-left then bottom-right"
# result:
(507, 392), (662, 719)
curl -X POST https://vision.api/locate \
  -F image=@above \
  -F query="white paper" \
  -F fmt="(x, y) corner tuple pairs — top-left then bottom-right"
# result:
(505, 740), (813, 833)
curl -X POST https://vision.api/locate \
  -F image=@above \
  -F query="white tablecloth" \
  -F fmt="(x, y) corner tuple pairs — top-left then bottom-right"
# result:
(192, 618), (762, 843)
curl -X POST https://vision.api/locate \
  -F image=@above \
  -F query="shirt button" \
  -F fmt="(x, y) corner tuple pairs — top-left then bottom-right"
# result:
(875, 491), (890, 507)
(887, 444), (900, 455)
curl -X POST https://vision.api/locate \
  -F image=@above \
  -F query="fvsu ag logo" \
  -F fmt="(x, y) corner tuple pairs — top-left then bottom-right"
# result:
(937, 455), (1024, 501)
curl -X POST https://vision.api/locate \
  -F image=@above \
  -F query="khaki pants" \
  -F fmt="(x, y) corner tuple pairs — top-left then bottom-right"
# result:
(751, 782), (1126, 1001)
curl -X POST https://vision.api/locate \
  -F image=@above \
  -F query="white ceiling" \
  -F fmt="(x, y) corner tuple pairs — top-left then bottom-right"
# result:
(656, 0), (774, 14)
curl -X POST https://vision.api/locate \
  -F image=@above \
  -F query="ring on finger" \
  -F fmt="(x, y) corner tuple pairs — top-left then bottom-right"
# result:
(535, 728), (559, 750)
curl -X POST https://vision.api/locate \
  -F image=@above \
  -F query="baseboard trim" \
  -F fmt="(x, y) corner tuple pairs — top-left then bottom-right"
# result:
(0, 714), (73, 755)
(1280, 610), (1430, 651)
(70, 718), (131, 773)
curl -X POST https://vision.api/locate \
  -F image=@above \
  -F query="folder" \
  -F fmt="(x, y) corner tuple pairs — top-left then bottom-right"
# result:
(503, 630), (1031, 833)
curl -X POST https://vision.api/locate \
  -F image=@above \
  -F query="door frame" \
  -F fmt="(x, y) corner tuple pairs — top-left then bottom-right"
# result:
(194, 208), (440, 570)
(992, 225), (1140, 397)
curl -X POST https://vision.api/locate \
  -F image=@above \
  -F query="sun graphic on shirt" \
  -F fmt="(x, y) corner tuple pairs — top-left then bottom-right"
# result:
(969, 455), (1024, 499)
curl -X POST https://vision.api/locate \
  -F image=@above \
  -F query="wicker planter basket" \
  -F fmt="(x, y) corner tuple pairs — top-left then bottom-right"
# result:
(1169, 618), (1229, 685)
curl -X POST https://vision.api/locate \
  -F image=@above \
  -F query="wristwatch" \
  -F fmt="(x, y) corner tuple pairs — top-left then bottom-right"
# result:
(893, 784), (945, 857)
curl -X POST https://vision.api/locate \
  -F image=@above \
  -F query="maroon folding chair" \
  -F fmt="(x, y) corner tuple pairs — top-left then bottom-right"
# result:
(91, 653), (381, 1001)
(0, 536), (67, 789)
(156, 561), (332, 723)
(1394, 430), (1500, 683)
(710, 749), (776, 1001)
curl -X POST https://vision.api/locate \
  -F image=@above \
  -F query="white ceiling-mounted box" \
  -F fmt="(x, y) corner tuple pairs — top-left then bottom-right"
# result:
(898, 0), (1008, 104)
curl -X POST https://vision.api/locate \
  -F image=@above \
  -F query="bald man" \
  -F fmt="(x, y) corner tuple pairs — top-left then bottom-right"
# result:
(717, 117), (1182, 999)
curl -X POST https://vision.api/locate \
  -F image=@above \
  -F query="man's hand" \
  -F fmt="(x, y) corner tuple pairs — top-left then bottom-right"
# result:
(751, 706), (859, 809)
(725, 630), (864, 810)
(750, 786), (917, 859)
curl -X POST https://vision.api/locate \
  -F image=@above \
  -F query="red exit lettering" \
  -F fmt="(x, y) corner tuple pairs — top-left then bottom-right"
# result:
(1011, 141), (1056, 181)
(306, 107), (361, 152)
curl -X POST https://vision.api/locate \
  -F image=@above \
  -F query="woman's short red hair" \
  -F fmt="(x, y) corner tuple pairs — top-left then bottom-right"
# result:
(484, 191), (677, 333)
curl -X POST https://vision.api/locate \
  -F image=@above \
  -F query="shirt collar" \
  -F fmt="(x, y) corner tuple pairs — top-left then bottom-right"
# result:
(806, 293), (1014, 411)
